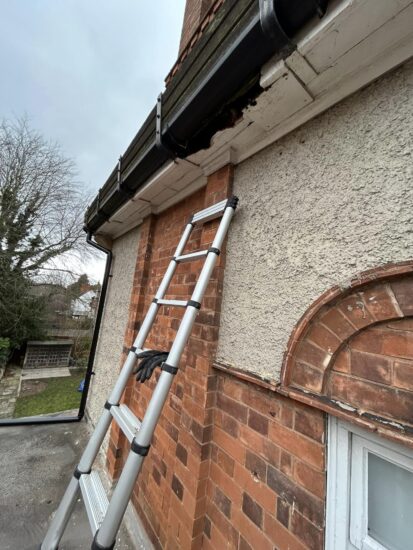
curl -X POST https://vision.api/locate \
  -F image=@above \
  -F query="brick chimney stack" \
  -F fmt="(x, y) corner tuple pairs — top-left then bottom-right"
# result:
(179, 0), (214, 53)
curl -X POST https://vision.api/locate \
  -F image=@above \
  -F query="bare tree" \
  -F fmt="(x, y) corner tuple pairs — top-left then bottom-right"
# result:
(0, 116), (87, 274)
(0, 116), (89, 347)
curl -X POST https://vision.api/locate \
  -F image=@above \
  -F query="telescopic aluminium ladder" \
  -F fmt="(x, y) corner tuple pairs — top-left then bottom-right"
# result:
(41, 196), (239, 550)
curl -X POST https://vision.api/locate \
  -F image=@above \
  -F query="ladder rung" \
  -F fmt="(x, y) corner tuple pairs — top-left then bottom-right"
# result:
(175, 250), (208, 263)
(157, 299), (187, 307)
(111, 404), (142, 442)
(79, 471), (108, 535)
(191, 198), (227, 225)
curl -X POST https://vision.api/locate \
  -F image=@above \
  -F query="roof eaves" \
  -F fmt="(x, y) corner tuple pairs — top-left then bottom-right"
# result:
(85, 0), (328, 234)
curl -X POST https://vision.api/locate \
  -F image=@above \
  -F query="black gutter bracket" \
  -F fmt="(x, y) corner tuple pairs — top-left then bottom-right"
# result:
(156, 93), (187, 159)
(96, 188), (111, 223)
(116, 155), (134, 199)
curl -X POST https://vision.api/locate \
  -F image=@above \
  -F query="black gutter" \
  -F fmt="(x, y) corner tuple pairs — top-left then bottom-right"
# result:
(0, 234), (112, 426)
(85, 0), (328, 234)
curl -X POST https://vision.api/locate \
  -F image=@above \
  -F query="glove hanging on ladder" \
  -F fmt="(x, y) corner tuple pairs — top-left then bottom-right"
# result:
(133, 350), (168, 383)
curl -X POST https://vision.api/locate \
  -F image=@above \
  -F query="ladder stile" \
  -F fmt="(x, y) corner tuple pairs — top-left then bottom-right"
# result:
(40, 196), (238, 550)
(41, 477), (80, 550)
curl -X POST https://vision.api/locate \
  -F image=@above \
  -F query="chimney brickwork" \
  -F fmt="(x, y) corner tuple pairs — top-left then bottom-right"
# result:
(179, 0), (215, 53)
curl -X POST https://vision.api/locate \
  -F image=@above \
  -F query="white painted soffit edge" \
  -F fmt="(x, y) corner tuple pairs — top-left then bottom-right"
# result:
(98, 159), (206, 240)
(96, 0), (413, 239)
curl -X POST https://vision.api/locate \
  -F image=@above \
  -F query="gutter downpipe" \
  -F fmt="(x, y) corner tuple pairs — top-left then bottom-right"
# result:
(77, 233), (113, 420)
(0, 234), (112, 426)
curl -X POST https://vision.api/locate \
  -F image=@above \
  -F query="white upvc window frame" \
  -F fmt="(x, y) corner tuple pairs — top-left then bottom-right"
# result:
(326, 416), (413, 550)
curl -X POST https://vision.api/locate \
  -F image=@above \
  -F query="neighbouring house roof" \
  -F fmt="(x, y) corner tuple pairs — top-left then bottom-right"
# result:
(27, 340), (74, 346)
(30, 283), (65, 296)
(84, 0), (328, 234)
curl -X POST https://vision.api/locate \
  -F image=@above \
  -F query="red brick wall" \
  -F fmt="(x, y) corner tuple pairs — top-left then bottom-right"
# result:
(205, 370), (326, 550)
(167, 0), (224, 84)
(179, 0), (215, 53)
(282, 263), (413, 445)
(107, 166), (233, 549)
(106, 165), (328, 549)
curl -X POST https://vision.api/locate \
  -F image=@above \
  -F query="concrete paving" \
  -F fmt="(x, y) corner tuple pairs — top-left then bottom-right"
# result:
(0, 365), (21, 418)
(0, 420), (135, 550)
(21, 367), (71, 380)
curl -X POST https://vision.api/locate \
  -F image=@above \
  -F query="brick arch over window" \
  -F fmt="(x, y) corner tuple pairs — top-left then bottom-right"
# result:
(281, 262), (413, 438)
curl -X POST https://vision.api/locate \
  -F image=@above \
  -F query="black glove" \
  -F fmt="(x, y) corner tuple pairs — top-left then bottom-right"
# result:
(133, 350), (168, 383)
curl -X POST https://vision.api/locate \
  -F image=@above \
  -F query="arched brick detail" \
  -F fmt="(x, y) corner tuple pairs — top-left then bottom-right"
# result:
(281, 262), (413, 433)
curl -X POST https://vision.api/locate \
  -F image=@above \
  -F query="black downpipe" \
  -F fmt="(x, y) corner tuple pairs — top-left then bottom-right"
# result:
(77, 234), (113, 419)
(0, 234), (112, 426)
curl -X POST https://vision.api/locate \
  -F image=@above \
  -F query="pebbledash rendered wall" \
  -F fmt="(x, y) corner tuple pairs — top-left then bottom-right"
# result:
(87, 226), (140, 440)
(217, 60), (413, 380)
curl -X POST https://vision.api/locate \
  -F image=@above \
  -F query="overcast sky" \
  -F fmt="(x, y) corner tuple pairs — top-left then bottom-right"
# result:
(0, 0), (186, 282)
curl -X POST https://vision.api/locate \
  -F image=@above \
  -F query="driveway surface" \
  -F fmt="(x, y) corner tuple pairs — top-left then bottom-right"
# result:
(0, 420), (135, 549)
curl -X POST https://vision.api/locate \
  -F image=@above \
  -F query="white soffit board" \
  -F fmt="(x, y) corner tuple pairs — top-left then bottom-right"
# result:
(97, 0), (413, 239)
(306, 2), (413, 96)
(99, 163), (207, 239)
(96, 159), (203, 238)
(245, 64), (313, 132)
(299, 0), (412, 73)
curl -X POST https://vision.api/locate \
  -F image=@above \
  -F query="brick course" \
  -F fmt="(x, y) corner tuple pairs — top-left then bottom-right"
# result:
(178, 0), (223, 56)
(282, 265), (413, 441)
(179, 0), (216, 54)
(206, 370), (326, 549)
(164, 0), (225, 87)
